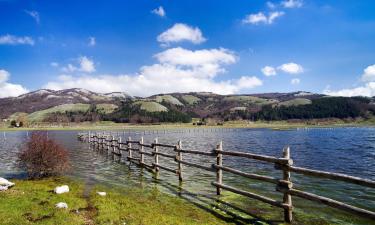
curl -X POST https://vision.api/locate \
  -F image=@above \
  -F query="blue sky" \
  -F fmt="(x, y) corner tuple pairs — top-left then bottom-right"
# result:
(0, 0), (375, 97)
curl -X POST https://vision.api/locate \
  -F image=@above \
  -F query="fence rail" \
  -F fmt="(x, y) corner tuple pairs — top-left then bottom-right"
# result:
(78, 132), (375, 223)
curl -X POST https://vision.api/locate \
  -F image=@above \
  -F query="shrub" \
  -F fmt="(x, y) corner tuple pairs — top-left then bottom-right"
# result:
(18, 131), (70, 179)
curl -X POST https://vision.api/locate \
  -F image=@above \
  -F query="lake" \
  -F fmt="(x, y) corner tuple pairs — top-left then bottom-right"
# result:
(0, 127), (374, 224)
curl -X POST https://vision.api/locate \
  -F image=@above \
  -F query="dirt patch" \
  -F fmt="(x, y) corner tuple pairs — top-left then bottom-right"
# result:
(23, 212), (54, 222)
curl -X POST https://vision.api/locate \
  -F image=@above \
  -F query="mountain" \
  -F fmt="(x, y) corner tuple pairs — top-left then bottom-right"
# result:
(1, 89), (374, 124)
(0, 88), (131, 119)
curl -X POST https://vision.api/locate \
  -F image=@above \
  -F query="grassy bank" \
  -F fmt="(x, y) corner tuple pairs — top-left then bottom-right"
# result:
(1, 118), (375, 131)
(0, 177), (236, 225)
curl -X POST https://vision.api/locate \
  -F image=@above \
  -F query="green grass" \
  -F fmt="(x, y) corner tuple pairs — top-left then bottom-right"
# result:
(278, 98), (312, 107)
(181, 95), (201, 105)
(27, 104), (91, 122)
(223, 96), (278, 106)
(133, 101), (168, 112)
(155, 95), (184, 106)
(0, 177), (234, 225)
(96, 103), (118, 114)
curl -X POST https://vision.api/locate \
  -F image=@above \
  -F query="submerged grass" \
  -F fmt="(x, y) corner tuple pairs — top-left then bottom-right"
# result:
(0, 177), (234, 225)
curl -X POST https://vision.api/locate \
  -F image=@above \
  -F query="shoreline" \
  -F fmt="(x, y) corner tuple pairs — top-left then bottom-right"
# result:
(1, 120), (375, 131)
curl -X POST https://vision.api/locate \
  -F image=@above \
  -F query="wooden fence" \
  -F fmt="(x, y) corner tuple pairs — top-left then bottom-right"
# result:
(77, 132), (375, 223)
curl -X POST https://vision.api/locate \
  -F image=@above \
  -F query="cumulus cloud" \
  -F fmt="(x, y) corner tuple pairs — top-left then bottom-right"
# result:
(88, 37), (96, 46)
(324, 82), (375, 97)
(44, 47), (262, 96)
(324, 64), (375, 97)
(151, 6), (166, 17)
(157, 23), (206, 45)
(61, 56), (96, 73)
(242, 11), (284, 25)
(25, 10), (40, 24)
(281, 0), (303, 8)
(291, 78), (300, 85)
(0, 69), (29, 98)
(278, 62), (304, 74)
(361, 64), (375, 82)
(50, 62), (59, 67)
(0, 34), (35, 45)
(267, 2), (277, 9)
(261, 66), (277, 76)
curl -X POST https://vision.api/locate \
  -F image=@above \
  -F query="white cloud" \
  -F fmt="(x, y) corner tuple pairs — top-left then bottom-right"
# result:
(88, 37), (96, 46)
(324, 64), (375, 97)
(61, 56), (96, 73)
(25, 10), (40, 24)
(278, 62), (304, 74)
(152, 6), (166, 17)
(267, 2), (277, 9)
(157, 23), (206, 45)
(236, 76), (263, 89)
(291, 78), (300, 85)
(44, 47), (262, 96)
(261, 66), (277, 76)
(50, 62), (59, 67)
(0, 34), (35, 45)
(281, 0), (303, 8)
(324, 82), (375, 97)
(242, 11), (284, 25)
(361, 64), (375, 82)
(0, 69), (29, 98)
(268, 11), (285, 24)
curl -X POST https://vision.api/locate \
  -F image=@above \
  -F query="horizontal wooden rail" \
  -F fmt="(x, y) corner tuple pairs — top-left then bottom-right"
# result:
(287, 166), (375, 188)
(152, 163), (177, 174)
(139, 151), (153, 156)
(175, 159), (214, 172)
(153, 151), (175, 159)
(139, 143), (153, 148)
(212, 182), (289, 209)
(176, 149), (215, 156)
(288, 189), (375, 219)
(217, 150), (291, 165)
(213, 164), (279, 184)
(153, 143), (176, 148)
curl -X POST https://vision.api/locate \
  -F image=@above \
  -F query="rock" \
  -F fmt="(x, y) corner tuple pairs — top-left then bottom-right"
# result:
(0, 186), (8, 191)
(0, 177), (15, 187)
(97, 191), (106, 196)
(54, 185), (69, 194)
(55, 202), (68, 209)
(0, 177), (14, 191)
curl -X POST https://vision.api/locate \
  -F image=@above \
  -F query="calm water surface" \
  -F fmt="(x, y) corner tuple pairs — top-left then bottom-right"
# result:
(0, 127), (374, 224)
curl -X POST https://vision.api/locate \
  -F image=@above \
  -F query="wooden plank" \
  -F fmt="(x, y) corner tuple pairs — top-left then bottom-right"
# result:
(140, 137), (144, 165)
(289, 188), (375, 219)
(139, 143), (153, 148)
(175, 159), (214, 172)
(211, 182), (287, 209)
(154, 138), (159, 172)
(213, 164), (279, 184)
(287, 166), (375, 188)
(176, 149), (215, 156)
(139, 151), (153, 156)
(153, 143), (176, 148)
(153, 151), (175, 159)
(218, 150), (291, 165)
(152, 163), (177, 174)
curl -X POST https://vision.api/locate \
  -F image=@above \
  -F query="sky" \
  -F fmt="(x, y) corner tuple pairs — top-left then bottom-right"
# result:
(0, 0), (375, 97)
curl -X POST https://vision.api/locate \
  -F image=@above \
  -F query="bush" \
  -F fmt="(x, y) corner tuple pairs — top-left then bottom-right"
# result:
(18, 131), (70, 179)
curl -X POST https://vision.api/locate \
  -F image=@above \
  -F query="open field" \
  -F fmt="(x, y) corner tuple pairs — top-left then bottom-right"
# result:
(1, 117), (375, 131)
(0, 177), (234, 225)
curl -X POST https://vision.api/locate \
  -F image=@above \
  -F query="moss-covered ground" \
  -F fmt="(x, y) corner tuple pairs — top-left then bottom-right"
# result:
(0, 177), (234, 225)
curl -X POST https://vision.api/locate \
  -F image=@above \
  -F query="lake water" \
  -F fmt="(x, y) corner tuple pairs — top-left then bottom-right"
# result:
(0, 127), (374, 224)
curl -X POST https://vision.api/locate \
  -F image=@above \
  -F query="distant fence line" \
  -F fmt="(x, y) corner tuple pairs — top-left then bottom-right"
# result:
(77, 132), (375, 223)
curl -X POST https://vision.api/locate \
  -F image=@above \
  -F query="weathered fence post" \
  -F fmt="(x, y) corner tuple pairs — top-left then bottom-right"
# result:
(112, 135), (115, 154)
(177, 140), (183, 181)
(128, 136), (132, 159)
(216, 141), (223, 195)
(140, 136), (144, 165)
(118, 136), (122, 155)
(282, 146), (293, 223)
(154, 138), (159, 173)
